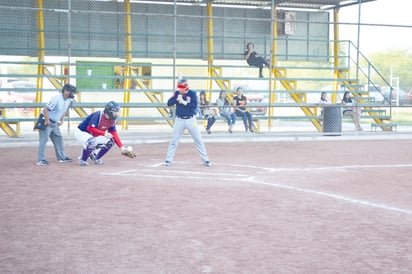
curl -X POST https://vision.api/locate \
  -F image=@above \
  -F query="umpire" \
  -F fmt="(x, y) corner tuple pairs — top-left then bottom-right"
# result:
(36, 84), (76, 166)
(163, 79), (211, 167)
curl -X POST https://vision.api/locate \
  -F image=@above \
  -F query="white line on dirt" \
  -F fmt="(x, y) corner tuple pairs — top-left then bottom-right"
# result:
(248, 178), (412, 216)
(100, 162), (412, 215)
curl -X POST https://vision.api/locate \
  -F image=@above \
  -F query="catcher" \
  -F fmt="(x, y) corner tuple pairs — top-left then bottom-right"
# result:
(74, 101), (136, 167)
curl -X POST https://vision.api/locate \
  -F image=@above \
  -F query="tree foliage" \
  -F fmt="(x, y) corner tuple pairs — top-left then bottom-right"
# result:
(368, 49), (412, 91)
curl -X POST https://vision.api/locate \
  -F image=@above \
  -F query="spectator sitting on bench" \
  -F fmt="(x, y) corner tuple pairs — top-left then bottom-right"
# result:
(233, 87), (254, 133)
(319, 91), (329, 105)
(217, 90), (236, 134)
(341, 91), (362, 131)
(319, 91), (330, 117)
(199, 91), (217, 134)
(244, 42), (271, 78)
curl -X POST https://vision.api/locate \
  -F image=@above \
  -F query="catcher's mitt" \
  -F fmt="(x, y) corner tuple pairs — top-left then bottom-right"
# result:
(121, 147), (136, 158)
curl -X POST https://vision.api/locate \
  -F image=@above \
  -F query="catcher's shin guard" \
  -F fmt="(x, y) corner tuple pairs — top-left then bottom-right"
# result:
(80, 148), (94, 162)
(94, 139), (114, 160)
(81, 138), (97, 161)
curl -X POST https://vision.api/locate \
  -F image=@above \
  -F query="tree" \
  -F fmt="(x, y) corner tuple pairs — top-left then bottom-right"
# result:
(368, 49), (412, 91)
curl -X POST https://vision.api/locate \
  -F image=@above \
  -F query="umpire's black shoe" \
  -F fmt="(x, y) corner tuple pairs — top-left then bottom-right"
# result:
(58, 157), (73, 163)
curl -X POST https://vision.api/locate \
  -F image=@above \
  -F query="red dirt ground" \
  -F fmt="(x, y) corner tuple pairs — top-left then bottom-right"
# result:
(0, 139), (411, 273)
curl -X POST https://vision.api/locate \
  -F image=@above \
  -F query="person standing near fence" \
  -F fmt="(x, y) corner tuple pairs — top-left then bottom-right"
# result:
(233, 87), (254, 133)
(217, 90), (236, 133)
(198, 91), (217, 134)
(244, 42), (271, 78)
(163, 79), (211, 167)
(36, 84), (77, 166)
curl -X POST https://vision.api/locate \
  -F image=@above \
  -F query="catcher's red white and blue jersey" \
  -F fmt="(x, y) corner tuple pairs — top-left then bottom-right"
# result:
(77, 110), (123, 148)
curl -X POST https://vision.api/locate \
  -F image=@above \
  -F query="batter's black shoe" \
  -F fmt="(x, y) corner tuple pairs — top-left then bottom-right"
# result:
(37, 159), (49, 166)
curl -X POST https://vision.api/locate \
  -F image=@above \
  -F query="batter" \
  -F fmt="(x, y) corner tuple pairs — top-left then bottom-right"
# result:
(163, 79), (211, 167)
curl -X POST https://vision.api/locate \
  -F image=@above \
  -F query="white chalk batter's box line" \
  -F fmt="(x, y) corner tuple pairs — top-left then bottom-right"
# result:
(101, 162), (412, 216)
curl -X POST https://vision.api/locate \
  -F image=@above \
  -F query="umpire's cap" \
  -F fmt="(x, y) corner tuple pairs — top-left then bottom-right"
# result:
(62, 84), (77, 99)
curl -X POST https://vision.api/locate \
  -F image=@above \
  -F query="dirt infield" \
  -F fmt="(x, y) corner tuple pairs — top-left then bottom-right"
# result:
(1, 139), (412, 273)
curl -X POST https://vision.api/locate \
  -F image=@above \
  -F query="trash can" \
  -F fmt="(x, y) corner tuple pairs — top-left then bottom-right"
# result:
(322, 104), (342, 135)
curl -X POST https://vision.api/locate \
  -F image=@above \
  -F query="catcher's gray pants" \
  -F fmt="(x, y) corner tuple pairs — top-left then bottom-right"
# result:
(37, 123), (67, 161)
(164, 116), (209, 164)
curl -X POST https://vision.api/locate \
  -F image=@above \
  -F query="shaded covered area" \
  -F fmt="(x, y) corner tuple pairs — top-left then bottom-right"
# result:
(1, 0), (394, 138)
(132, 0), (377, 9)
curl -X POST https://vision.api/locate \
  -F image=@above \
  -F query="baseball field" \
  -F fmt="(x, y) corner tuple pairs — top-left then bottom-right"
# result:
(0, 136), (411, 273)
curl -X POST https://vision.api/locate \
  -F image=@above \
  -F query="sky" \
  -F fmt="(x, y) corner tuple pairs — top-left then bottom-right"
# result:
(338, 0), (412, 55)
